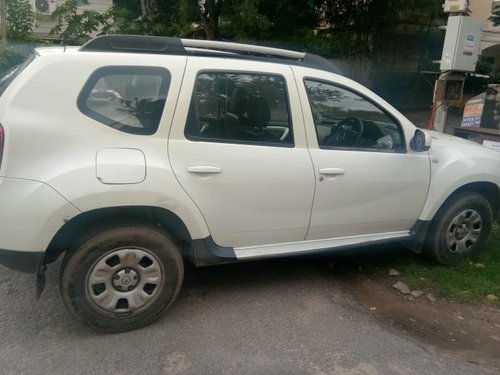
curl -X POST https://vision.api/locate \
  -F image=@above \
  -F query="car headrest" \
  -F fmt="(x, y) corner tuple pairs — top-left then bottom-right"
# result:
(247, 96), (270, 128)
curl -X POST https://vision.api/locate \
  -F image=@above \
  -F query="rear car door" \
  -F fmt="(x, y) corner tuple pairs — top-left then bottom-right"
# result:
(168, 58), (315, 248)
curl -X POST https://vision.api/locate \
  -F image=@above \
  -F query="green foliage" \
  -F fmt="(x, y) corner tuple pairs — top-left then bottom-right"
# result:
(475, 57), (500, 85)
(222, 0), (272, 40)
(319, 0), (401, 57)
(36, 0), (448, 63)
(257, 0), (319, 40)
(171, 0), (201, 36)
(108, 0), (200, 37)
(399, 0), (445, 20)
(6, 0), (34, 41)
(153, 0), (200, 36)
(50, 0), (110, 44)
(346, 223), (500, 307)
(105, 6), (144, 35)
(321, 0), (401, 34)
(491, 2), (500, 26)
(395, 224), (500, 306)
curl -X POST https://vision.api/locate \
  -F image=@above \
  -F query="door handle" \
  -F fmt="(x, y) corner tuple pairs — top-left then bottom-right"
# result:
(187, 166), (222, 174)
(319, 168), (345, 176)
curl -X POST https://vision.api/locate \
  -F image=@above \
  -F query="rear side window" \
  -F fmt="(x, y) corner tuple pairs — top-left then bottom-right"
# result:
(185, 72), (293, 146)
(78, 66), (170, 135)
(0, 53), (36, 97)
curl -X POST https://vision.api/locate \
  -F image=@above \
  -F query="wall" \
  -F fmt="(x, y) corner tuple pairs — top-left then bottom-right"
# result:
(469, 0), (500, 57)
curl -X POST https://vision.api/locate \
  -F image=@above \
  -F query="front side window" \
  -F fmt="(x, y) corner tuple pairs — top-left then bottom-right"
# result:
(78, 66), (170, 135)
(185, 72), (293, 146)
(305, 79), (405, 152)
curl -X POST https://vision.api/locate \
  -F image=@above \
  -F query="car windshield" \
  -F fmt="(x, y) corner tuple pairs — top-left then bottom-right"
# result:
(0, 53), (36, 97)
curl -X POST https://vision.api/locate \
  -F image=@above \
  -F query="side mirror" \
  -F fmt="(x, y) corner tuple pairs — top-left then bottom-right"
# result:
(410, 129), (431, 152)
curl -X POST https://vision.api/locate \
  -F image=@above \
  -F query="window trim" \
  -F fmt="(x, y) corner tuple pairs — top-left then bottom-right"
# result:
(303, 77), (407, 154)
(77, 65), (171, 136)
(184, 70), (295, 148)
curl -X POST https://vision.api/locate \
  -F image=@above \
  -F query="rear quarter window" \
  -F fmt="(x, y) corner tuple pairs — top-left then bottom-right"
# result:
(0, 53), (36, 97)
(78, 66), (171, 135)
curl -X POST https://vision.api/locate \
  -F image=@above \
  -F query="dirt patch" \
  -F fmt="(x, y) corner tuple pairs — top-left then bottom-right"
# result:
(334, 264), (500, 373)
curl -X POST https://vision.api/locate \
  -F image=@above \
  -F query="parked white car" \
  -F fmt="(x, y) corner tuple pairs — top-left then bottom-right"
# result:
(0, 36), (499, 332)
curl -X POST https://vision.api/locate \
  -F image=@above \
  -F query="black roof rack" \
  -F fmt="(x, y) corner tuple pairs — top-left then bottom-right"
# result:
(80, 35), (339, 74)
(80, 35), (186, 55)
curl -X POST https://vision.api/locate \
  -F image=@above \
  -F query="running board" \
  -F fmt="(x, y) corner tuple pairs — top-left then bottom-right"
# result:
(233, 231), (411, 260)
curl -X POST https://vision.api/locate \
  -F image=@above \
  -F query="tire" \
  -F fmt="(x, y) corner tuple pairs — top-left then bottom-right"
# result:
(60, 226), (184, 332)
(424, 192), (493, 266)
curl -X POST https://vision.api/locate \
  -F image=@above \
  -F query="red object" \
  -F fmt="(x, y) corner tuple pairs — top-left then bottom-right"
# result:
(0, 123), (4, 168)
(428, 104), (436, 130)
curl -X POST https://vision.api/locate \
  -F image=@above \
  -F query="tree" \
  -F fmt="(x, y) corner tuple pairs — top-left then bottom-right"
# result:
(51, 0), (110, 44)
(222, 0), (271, 40)
(320, 0), (401, 48)
(199, 0), (225, 39)
(258, 0), (319, 40)
(1, 0), (6, 42)
(6, 0), (33, 40)
(108, 0), (199, 37)
(107, 0), (149, 35)
(491, 7), (500, 26)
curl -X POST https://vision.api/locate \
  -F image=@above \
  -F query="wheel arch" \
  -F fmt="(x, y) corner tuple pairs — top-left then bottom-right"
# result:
(421, 180), (499, 222)
(407, 181), (498, 254)
(43, 206), (194, 265)
(420, 181), (498, 265)
(435, 182), (499, 221)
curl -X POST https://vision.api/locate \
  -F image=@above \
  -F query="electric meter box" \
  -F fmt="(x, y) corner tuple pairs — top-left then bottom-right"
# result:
(443, 0), (469, 13)
(440, 16), (482, 72)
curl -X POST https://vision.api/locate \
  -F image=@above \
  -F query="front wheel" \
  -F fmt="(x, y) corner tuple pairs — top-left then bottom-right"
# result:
(60, 226), (184, 332)
(424, 192), (493, 266)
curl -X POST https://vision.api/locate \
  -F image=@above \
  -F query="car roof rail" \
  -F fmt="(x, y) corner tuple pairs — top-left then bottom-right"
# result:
(81, 35), (305, 60)
(181, 38), (305, 60)
(80, 35), (338, 74)
(80, 35), (186, 55)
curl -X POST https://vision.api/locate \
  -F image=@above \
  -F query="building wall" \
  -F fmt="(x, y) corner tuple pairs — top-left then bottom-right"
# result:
(469, 0), (494, 22)
(468, 0), (500, 56)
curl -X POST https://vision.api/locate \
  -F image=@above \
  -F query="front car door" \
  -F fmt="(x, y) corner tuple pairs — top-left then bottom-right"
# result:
(169, 58), (315, 248)
(292, 66), (431, 240)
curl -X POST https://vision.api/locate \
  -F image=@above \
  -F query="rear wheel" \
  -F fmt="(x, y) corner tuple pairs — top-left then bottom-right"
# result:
(60, 226), (183, 332)
(424, 192), (493, 265)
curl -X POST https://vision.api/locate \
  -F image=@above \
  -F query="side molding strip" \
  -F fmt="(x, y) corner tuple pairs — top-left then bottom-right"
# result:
(234, 231), (410, 260)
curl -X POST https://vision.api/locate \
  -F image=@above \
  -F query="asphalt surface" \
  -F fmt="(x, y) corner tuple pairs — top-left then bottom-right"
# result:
(0, 256), (488, 375)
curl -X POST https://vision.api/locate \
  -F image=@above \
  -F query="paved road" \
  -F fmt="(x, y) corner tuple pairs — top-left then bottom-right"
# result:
(0, 257), (487, 375)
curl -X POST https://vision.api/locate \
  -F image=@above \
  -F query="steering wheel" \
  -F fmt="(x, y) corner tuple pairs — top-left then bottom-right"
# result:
(324, 117), (364, 147)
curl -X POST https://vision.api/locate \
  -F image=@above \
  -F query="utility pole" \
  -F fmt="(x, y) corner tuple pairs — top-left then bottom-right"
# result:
(0, 0), (7, 43)
(432, 0), (481, 132)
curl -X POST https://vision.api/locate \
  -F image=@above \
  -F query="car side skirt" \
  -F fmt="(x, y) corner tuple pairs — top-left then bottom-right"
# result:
(234, 231), (411, 260)
(191, 228), (429, 266)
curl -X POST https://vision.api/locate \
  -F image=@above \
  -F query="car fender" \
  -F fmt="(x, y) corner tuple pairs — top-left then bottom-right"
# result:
(418, 132), (500, 221)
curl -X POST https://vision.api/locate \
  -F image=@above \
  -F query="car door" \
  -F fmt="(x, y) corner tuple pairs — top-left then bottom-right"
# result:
(168, 58), (315, 248)
(293, 67), (431, 240)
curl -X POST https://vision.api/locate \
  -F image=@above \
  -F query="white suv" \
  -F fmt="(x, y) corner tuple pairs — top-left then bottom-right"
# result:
(0, 35), (499, 332)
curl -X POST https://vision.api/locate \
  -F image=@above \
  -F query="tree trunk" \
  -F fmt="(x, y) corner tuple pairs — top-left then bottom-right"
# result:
(203, 16), (219, 40)
(200, 0), (222, 40)
(140, 0), (148, 34)
(0, 0), (7, 43)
